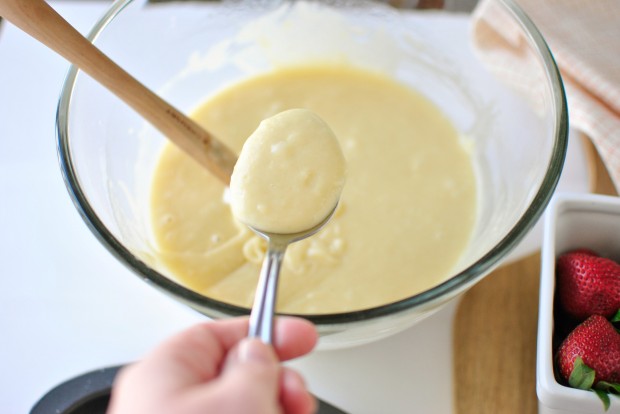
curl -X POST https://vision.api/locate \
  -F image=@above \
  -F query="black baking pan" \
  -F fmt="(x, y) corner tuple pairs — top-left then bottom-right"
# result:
(31, 365), (348, 414)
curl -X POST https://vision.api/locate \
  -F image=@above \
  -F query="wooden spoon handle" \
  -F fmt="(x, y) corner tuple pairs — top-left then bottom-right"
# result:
(0, 0), (236, 185)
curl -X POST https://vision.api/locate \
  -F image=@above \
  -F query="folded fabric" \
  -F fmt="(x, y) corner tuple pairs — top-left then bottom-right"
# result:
(472, 0), (620, 192)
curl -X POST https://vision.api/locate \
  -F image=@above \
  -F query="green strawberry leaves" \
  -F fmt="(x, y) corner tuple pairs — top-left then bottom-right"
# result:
(597, 381), (620, 394)
(611, 309), (620, 323)
(569, 357), (595, 389)
(592, 380), (620, 411)
(593, 389), (611, 411)
(569, 357), (620, 411)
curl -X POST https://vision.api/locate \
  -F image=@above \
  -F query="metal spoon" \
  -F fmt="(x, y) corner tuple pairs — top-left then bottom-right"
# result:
(248, 208), (337, 344)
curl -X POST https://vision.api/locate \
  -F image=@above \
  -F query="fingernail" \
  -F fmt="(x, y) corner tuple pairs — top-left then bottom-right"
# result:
(238, 338), (276, 364)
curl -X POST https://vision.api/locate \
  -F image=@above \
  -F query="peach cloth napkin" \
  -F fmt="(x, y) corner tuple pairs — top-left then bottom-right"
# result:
(472, 0), (620, 192)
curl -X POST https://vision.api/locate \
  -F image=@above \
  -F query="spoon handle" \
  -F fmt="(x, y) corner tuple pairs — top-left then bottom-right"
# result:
(248, 243), (287, 344)
(0, 0), (236, 185)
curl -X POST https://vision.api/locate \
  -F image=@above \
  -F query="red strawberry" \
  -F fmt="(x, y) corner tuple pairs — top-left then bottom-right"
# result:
(556, 250), (620, 321)
(557, 315), (620, 385)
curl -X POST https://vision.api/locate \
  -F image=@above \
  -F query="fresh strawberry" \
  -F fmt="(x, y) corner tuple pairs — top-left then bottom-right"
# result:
(557, 315), (620, 384)
(556, 315), (620, 410)
(556, 250), (620, 321)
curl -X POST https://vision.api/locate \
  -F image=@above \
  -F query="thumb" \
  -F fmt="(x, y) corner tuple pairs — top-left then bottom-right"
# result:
(216, 338), (282, 412)
(228, 337), (279, 370)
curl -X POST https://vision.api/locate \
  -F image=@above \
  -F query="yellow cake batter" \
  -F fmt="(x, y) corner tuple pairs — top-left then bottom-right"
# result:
(150, 65), (477, 314)
(229, 108), (346, 234)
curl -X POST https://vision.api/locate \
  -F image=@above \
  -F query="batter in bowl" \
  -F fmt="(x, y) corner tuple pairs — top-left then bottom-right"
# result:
(150, 64), (477, 314)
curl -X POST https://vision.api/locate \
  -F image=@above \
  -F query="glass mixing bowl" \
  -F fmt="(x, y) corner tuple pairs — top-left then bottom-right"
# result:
(57, 0), (567, 349)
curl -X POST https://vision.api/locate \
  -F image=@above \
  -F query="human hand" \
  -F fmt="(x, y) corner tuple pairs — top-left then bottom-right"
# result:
(107, 316), (318, 414)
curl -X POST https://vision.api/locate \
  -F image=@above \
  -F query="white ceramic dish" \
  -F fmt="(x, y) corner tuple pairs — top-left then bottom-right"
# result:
(537, 193), (620, 414)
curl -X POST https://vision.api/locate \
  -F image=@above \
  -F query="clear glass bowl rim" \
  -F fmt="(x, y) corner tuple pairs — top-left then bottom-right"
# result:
(56, 0), (569, 326)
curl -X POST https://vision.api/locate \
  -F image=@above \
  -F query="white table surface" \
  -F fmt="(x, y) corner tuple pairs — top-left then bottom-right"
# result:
(0, 2), (591, 413)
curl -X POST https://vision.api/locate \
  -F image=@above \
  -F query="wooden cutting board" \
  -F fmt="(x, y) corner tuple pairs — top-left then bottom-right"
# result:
(453, 137), (617, 414)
